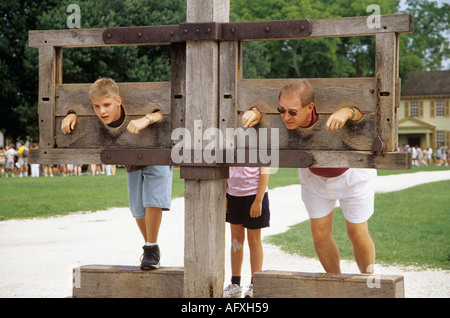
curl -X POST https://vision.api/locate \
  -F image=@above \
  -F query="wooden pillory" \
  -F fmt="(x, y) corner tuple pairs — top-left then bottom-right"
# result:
(29, 1), (412, 298)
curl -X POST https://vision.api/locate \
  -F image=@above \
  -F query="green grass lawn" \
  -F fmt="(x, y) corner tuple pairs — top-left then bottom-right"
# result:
(1, 165), (449, 269)
(265, 167), (450, 270)
(0, 167), (184, 221)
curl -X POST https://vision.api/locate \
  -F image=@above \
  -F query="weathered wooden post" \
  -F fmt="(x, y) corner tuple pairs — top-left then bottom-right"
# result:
(181, 0), (229, 298)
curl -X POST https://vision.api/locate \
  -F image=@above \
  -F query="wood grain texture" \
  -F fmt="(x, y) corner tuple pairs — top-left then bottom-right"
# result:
(253, 270), (404, 298)
(73, 265), (184, 298)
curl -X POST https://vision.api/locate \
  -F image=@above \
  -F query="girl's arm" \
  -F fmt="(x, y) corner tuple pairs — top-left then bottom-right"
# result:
(249, 167), (270, 218)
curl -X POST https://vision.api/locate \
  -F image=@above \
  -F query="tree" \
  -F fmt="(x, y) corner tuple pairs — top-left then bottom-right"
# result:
(231, 0), (398, 79)
(0, 0), (51, 142)
(230, 0), (449, 80)
(398, 0), (450, 81)
(1, 0), (186, 142)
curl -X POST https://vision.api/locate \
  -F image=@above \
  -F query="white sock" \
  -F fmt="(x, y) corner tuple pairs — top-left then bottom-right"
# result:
(145, 242), (158, 246)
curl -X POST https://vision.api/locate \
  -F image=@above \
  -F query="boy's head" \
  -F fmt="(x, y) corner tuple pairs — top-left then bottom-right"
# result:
(89, 78), (122, 125)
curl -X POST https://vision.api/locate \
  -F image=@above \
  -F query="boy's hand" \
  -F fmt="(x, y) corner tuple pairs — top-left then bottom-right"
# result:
(127, 117), (152, 134)
(242, 108), (262, 128)
(61, 114), (77, 134)
(127, 111), (163, 134)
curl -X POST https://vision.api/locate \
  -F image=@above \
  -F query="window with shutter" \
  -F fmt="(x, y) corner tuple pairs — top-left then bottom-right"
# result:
(410, 100), (418, 117)
(430, 100), (436, 118)
(436, 99), (445, 117)
(445, 99), (450, 117)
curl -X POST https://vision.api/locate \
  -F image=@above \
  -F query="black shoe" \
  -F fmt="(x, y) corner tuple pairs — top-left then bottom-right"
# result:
(140, 245), (160, 270)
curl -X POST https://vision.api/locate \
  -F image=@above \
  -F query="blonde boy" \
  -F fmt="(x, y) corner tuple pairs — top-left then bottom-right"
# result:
(61, 78), (173, 270)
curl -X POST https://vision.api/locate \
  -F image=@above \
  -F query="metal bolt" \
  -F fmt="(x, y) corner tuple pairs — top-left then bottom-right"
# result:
(265, 26), (270, 32)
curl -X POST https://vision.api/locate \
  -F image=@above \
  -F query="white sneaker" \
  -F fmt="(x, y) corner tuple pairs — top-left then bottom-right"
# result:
(244, 284), (253, 298)
(223, 283), (242, 298)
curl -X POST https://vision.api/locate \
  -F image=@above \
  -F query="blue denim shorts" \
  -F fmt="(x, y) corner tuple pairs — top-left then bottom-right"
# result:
(126, 166), (173, 219)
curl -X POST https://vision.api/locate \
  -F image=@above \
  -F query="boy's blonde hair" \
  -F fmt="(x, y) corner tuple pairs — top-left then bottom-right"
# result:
(89, 77), (120, 101)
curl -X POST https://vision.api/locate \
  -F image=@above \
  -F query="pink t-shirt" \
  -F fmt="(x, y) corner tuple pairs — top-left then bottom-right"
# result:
(227, 167), (267, 197)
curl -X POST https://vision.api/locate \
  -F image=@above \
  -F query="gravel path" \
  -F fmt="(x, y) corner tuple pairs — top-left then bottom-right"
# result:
(0, 170), (449, 298)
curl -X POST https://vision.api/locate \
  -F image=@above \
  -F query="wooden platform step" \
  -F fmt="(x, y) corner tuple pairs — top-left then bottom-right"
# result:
(72, 265), (184, 298)
(253, 270), (404, 298)
(73, 265), (404, 298)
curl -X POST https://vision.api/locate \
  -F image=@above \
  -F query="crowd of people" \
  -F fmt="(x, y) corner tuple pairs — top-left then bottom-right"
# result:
(2, 142), (448, 178)
(400, 143), (449, 167)
(0, 143), (116, 178)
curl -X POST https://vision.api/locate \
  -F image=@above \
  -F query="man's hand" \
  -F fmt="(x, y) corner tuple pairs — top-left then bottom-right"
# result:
(326, 107), (361, 132)
(61, 114), (77, 134)
(242, 108), (262, 128)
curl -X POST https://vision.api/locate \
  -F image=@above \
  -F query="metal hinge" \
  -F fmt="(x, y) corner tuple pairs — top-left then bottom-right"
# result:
(103, 19), (312, 45)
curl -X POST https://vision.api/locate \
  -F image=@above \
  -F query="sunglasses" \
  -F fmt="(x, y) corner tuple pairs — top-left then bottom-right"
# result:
(277, 105), (298, 116)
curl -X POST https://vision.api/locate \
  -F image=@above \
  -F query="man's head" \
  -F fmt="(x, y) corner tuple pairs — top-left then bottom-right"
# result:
(278, 80), (315, 129)
(89, 78), (122, 125)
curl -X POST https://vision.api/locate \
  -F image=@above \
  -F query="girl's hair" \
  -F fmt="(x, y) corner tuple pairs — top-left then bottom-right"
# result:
(89, 77), (120, 101)
(279, 79), (314, 107)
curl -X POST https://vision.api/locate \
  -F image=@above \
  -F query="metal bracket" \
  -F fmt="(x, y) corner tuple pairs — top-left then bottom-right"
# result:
(101, 149), (173, 166)
(101, 148), (314, 168)
(371, 136), (385, 155)
(103, 19), (312, 45)
(178, 22), (221, 41)
(103, 25), (179, 45)
(222, 19), (312, 41)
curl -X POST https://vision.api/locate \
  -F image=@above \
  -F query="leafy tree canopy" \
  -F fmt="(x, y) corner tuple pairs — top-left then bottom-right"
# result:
(1, 0), (448, 142)
(1, 0), (185, 141)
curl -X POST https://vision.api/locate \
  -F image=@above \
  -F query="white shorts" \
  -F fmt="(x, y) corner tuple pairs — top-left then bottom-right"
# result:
(299, 168), (376, 224)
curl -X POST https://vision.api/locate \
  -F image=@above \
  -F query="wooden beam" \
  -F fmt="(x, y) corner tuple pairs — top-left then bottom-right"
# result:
(29, 28), (106, 48)
(253, 270), (404, 298)
(72, 265), (184, 298)
(309, 14), (413, 39)
(375, 32), (398, 152)
(55, 82), (171, 116)
(28, 14), (413, 48)
(52, 82), (172, 149)
(182, 0), (228, 298)
(171, 42), (186, 133)
(30, 148), (411, 170)
(38, 46), (61, 148)
(238, 78), (377, 113)
(54, 116), (172, 149)
(51, 79), (378, 152)
(29, 148), (103, 165)
(242, 114), (376, 151)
